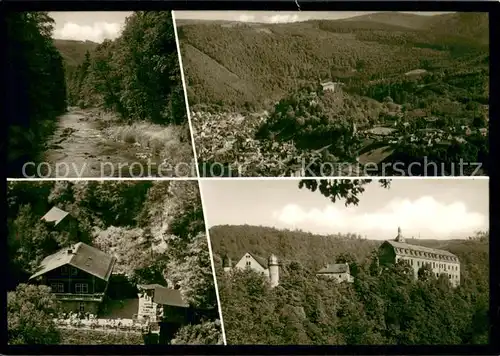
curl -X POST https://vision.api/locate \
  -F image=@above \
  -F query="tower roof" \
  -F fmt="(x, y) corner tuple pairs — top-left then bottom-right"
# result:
(395, 226), (405, 242)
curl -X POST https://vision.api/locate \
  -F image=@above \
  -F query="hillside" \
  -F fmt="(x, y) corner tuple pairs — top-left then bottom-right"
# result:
(213, 224), (489, 345)
(53, 39), (99, 69)
(178, 12), (489, 111)
(210, 224), (489, 275)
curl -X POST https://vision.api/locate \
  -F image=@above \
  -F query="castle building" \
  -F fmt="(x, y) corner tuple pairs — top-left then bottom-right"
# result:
(225, 252), (280, 288)
(316, 263), (354, 283)
(378, 227), (461, 287)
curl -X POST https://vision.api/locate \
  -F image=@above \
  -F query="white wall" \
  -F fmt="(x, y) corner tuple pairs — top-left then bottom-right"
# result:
(234, 253), (269, 277)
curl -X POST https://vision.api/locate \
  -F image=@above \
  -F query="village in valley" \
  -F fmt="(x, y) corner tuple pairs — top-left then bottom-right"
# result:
(178, 11), (489, 177)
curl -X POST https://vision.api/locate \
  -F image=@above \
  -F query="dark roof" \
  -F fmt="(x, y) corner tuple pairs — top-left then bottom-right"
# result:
(383, 240), (458, 260)
(242, 252), (268, 269)
(138, 284), (189, 308)
(41, 207), (69, 226)
(317, 263), (349, 274)
(29, 242), (116, 281)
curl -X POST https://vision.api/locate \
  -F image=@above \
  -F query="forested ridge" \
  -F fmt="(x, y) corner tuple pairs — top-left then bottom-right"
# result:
(7, 181), (222, 345)
(179, 12), (488, 110)
(6, 11), (192, 177)
(212, 224), (489, 345)
(182, 12), (489, 176)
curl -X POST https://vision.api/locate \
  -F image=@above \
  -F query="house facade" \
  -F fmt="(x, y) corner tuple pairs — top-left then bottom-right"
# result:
(29, 242), (116, 314)
(137, 284), (189, 324)
(378, 227), (461, 287)
(316, 263), (354, 283)
(225, 252), (280, 287)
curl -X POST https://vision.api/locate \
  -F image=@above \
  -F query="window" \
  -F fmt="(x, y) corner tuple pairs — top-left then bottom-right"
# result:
(432, 262), (435, 268)
(71, 267), (78, 276)
(61, 266), (68, 275)
(75, 283), (88, 294)
(436, 273), (439, 277)
(79, 302), (85, 312)
(417, 261), (420, 267)
(51, 283), (64, 293)
(245, 261), (251, 267)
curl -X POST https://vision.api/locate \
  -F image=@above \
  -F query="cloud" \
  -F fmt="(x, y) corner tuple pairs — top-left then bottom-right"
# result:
(54, 22), (123, 43)
(273, 196), (487, 239)
(237, 13), (304, 24)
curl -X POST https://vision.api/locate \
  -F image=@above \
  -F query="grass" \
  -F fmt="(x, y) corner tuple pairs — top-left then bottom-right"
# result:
(106, 122), (194, 167)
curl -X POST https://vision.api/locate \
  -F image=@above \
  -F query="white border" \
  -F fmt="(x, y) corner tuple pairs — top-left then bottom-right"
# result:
(172, 10), (202, 180)
(196, 178), (228, 345)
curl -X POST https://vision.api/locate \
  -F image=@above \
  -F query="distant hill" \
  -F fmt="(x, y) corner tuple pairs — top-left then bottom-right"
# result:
(53, 39), (99, 69)
(209, 224), (488, 274)
(178, 12), (489, 111)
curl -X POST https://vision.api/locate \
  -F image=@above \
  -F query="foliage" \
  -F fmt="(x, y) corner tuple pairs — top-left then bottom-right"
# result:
(180, 13), (488, 111)
(58, 329), (144, 345)
(8, 284), (61, 344)
(68, 11), (186, 126)
(171, 321), (224, 345)
(216, 231), (489, 345)
(298, 179), (391, 206)
(7, 180), (218, 344)
(183, 13), (489, 177)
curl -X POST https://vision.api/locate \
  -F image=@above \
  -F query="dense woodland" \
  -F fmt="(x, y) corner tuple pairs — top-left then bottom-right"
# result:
(65, 11), (186, 126)
(6, 11), (190, 177)
(7, 181), (222, 345)
(211, 179), (489, 344)
(5, 12), (68, 175)
(212, 226), (489, 345)
(181, 12), (489, 176)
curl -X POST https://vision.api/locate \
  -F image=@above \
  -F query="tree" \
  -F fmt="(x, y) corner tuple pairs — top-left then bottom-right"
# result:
(418, 264), (435, 282)
(8, 284), (61, 344)
(299, 179), (391, 206)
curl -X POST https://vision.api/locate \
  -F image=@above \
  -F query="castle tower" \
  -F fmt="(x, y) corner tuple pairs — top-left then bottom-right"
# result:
(395, 226), (405, 243)
(268, 254), (279, 288)
(223, 256), (232, 273)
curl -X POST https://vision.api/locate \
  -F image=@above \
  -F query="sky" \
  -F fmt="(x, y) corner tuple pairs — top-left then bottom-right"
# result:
(49, 12), (132, 43)
(174, 11), (451, 24)
(49, 11), (450, 43)
(200, 179), (489, 240)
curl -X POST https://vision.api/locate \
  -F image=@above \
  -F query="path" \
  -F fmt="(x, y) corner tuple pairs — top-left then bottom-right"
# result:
(37, 109), (158, 178)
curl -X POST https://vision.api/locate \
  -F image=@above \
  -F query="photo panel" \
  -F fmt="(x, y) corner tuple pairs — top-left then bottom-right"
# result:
(6, 180), (223, 345)
(176, 11), (489, 177)
(6, 11), (195, 178)
(201, 178), (489, 345)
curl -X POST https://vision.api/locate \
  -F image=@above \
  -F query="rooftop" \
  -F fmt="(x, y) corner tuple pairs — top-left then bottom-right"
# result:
(317, 263), (349, 274)
(29, 242), (116, 281)
(41, 207), (69, 226)
(138, 284), (189, 308)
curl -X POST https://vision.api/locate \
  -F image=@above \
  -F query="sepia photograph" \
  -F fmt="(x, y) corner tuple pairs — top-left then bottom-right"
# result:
(7, 180), (223, 345)
(6, 11), (195, 178)
(202, 178), (489, 344)
(176, 11), (489, 177)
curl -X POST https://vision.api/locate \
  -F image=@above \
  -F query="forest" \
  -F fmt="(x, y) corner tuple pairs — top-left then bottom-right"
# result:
(212, 225), (489, 345)
(6, 11), (192, 177)
(181, 12), (489, 177)
(7, 181), (222, 345)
